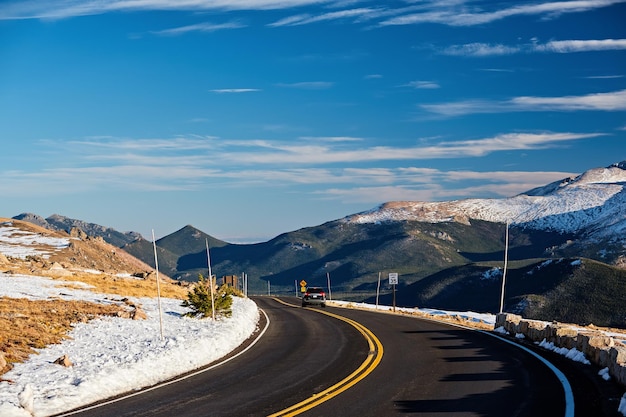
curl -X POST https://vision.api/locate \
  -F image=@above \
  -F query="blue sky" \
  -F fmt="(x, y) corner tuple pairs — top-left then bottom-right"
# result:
(1, 1), (625, 242)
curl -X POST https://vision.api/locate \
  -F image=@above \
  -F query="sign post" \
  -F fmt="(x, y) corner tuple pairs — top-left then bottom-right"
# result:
(389, 272), (398, 312)
(376, 272), (381, 309)
(300, 280), (307, 294)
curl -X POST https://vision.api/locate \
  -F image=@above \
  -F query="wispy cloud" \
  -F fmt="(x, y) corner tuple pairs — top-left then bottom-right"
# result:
(0, 0), (336, 20)
(421, 89), (626, 115)
(479, 68), (515, 73)
(404, 80), (441, 89)
(584, 75), (624, 79)
(319, 167), (575, 203)
(276, 81), (334, 89)
(535, 39), (626, 53)
(30, 130), (602, 169)
(267, 7), (381, 27)
(152, 21), (245, 36)
(209, 131), (604, 164)
(321, 185), (441, 204)
(299, 136), (364, 142)
(441, 43), (520, 56)
(0, 133), (594, 202)
(210, 88), (261, 93)
(379, 0), (626, 27)
(441, 39), (626, 56)
(6, 0), (622, 27)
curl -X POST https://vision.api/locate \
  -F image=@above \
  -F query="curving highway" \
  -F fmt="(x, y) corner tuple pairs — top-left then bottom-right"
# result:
(57, 296), (606, 417)
(298, 302), (565, 417)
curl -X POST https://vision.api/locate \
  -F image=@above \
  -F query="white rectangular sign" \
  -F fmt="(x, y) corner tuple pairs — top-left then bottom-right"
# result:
(389, 272), (398, 285)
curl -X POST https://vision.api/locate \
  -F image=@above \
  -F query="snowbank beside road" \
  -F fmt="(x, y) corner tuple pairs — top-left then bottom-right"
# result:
(0, 273), (259, 417)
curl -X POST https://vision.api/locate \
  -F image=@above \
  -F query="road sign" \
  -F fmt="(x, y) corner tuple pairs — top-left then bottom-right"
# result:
(300, 280), (307, 287)
(389, 273), (398, 312)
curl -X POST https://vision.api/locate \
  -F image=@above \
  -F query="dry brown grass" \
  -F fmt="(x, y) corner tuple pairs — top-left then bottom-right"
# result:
(0, 274), (189, 376)
(0, 217), (195, 377)
(0, 297), (127, 375)
(57, 273), (189, 299)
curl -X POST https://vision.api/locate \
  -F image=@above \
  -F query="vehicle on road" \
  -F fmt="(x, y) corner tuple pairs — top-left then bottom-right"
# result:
(302, 287), (326, 308)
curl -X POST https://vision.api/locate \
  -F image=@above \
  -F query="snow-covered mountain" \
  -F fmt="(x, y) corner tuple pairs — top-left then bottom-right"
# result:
(346, 161), (626, 243)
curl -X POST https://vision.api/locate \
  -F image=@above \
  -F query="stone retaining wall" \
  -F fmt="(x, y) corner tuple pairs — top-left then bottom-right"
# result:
(496, 313), (626, 388)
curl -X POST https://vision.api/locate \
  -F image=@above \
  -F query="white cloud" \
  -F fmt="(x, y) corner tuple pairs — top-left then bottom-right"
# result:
(511, 90), (626, 111)
(207, 131), (604, 164)
(267, 13), (312, 27)
(0, 131), (598, 197)
(321, 185), (441, 203)
(405, 80), (441, 89)
(275, 81), (334, 89)
(421, 89), (626, 115)
(46, 131), (607, 169)
(584, 75), (624, 79)
(299, 136), (364, 142)
(379, 0), (626, 27)
(210, 88), (261, 93)
(152, 21), (246, 36)
(441, 43), (520, 56)
(479, 68), (515, 73)
(441, 39), (626, 57)
(318, 167), (576, 203)
(4, 0), (624, 35)
(0, 0), (336, 20)
(535, 39), (626, 53)
(268, 7), (380, 27)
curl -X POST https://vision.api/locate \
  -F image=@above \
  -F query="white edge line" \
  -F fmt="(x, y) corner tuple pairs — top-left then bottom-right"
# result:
(333, 303), (574, 417)
(57, 307), (271, 416)
(478, 330), (575, 417)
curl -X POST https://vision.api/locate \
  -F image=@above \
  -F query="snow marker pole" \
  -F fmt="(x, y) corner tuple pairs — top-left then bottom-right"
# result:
(500, 221), (509, 314)
(206, 239), (216, 320)
(152, 229), (164, 340)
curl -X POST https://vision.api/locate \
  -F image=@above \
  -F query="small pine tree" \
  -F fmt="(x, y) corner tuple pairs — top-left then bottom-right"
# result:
(212, 285), (234, 318)
(182, 274), (234, 318)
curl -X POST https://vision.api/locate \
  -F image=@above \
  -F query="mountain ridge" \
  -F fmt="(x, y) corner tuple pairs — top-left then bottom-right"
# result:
(346, 161), (626, 234)
(11, 160), (626, 326)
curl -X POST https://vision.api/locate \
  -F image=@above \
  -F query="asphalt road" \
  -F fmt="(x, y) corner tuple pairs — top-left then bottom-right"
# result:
(57, 296), (622, 417)
(58, 296), (366, 417)
(300, 305), (564, 417)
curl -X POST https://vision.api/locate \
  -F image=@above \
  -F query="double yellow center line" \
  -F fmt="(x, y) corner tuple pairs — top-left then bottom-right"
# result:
(268, 298), (384, 417)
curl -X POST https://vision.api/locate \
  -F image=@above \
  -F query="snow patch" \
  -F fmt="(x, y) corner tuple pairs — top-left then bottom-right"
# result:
(0, 223), (70, 259)
(537, 339), (590, 364)
(0, 274), (259, 417)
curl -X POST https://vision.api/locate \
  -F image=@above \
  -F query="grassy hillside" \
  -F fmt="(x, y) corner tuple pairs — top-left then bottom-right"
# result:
(168, 219), (573, 295)
(156, 225), (228, 257)
(517, 259), (626, 327)
(12, 211), (625, 328)
(371, 258), (626, 328)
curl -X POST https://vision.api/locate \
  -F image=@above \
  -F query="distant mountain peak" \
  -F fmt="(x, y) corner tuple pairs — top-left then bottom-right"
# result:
(573, 160), (626, 185)
(524, 160), (626, 197)
(345, 161), (626, 240)
(12, 213), (55, 230)
(611, 160), (626, 170)
(13, 213), (142, 247)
